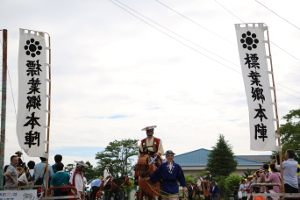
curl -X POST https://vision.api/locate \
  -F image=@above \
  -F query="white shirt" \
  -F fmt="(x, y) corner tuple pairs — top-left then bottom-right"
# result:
(29, 169), (34, 177)
(168, 163), (173, 171)
(18, 173), (28, 184)
(239, 183), (247, 196)
(276, 158), (299, 189)
(103, 167), (111, 178)
(74, 173), (84, 199)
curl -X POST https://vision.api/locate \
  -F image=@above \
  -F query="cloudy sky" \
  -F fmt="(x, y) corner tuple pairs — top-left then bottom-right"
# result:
(1, 0), (300, 169)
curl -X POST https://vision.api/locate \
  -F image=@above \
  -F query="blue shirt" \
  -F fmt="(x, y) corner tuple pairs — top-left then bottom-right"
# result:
(50, 171), (70, 186)
(209, 185), (219, 197)
(150, 162), (186, 195)
(90, 179), (102, 187)
(277, 158), (299, 189)
(34, 161), (54, 185)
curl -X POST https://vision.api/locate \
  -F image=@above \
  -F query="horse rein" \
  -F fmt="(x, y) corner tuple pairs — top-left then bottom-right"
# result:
(137, 156), (152, 177)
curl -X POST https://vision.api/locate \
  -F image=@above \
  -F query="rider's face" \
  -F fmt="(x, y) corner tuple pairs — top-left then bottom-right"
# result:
(146, 130), (153, 137)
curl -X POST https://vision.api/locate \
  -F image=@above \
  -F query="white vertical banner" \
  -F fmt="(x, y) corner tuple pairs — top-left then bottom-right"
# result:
(17, 29), (48, 157)
(235, 23), (276, 151)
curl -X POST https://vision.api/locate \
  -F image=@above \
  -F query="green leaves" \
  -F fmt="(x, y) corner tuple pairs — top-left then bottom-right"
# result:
(279, 108), (300, 161)
(206, 134), (237, 177)
(95, 138), (139, 177)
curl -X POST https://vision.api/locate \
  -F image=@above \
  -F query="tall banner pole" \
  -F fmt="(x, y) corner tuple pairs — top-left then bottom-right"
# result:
(265, 29), (284, 193)
(45, 33), (51, 196)
(0, 29), (8, 189)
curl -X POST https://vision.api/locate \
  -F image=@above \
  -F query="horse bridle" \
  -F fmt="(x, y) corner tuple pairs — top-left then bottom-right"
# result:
(137, 156), (151, 177)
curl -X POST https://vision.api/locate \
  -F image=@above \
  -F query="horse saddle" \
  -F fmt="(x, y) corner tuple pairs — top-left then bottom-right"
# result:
(103, 179), (112, 190)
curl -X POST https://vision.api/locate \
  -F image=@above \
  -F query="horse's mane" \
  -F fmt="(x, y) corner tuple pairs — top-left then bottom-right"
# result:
(137, 155), (149, 165)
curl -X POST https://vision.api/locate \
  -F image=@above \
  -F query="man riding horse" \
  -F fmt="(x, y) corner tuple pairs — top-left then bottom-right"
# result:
(203, 171), (213, 182)
(103, 164), (113, 189)
(134, 125), (164, 199)
(138, 125), (164, 167)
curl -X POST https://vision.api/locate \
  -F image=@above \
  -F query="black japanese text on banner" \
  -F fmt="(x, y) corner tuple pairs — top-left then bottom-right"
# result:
(235, 23), (276, 151)
(17, 29), (48, 157)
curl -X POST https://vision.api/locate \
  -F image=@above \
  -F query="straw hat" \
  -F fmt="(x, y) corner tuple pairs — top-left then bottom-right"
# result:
(74, 160), (88, 167)
(141, 125), (157, 131)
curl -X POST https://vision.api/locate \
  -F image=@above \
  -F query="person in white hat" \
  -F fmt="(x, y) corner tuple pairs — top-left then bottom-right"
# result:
(138, 125), (164, 166)
(103, 164), (113, 188)
(70, 161), (88, 199)
(103, 164), (112, 179)
(144, 150), (187, 200)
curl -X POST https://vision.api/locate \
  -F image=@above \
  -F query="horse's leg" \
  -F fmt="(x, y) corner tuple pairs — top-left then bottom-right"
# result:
(114, 192), (118, 200)
(138, 190), (142, 200)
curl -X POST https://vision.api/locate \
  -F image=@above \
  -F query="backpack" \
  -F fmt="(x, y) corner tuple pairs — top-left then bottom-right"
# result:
(29, 171), (35, 183)
(34, 165), (46, 186)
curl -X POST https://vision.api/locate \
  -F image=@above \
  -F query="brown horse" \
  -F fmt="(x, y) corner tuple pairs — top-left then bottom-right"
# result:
(193, 185), (203, 200)
(135, 154), (160, 200)
(202, 180), (211, 200)
(99, 176), (130, 200)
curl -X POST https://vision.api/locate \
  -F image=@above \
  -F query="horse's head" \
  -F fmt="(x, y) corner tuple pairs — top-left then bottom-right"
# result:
(204, 180), (212, 189)
(137, 154), (151, 178)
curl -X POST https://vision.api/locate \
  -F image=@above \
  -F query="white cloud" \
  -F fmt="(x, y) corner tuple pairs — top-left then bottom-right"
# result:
(2, 0), (300, 170)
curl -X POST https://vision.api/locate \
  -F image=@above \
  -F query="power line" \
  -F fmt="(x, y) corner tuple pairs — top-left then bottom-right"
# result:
(155, 0), (236, 46)
(0, 35), (17, 119)
(214, 0), (300, 63)
(276, 82), (300, 96)
(110, 0), (300, 100)
(7, 69), (17, 119)
(155, 0), (300, 76)
(276, 87), (300, 100)
(116, 0), (240, 69)
(255, 0), (300, 31)
(214, 0), (245, 23)
(109, 0), (241, 74)
(154, 0), (300, 86)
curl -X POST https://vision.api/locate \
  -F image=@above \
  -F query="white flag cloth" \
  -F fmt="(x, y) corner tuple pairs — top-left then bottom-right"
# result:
(235, 23), (276, 151)
(17, 29), (48, 157)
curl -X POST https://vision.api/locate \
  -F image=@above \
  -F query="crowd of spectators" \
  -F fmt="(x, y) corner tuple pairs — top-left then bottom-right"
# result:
(237, 149), (300, 200)
(3, 152), (89, 200)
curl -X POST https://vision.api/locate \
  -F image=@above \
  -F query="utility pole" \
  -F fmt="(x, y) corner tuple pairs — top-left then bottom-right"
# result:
(0, 29), (8, 189)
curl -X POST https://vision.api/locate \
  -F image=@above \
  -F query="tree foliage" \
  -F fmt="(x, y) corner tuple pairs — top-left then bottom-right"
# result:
(206, 134), (237, 177)
(84, 161), (100, 180)
(224, 174), (243, 196)
(95, 138), (139, 177)
(65, 163), (75, 174)
(185, 171), (207, 183)
(279, 108), (300, 162)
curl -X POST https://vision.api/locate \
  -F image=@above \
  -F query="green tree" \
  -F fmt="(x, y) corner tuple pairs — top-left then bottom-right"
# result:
(224, 174), (243, 196)
(185, 175), (197, 184)
(84, 161), (100, 181)
(95, 138), (139, 177)
(278, 108), (300, 162)
(206, 134), (237, 177)
(65, 163), (75, 174)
